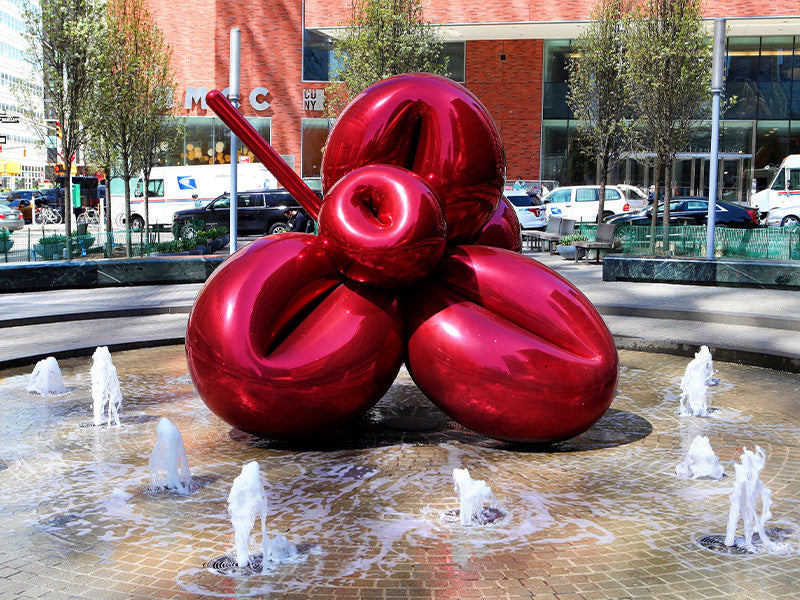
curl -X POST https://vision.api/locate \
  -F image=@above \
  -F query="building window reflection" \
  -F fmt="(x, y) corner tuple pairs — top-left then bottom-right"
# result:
(165, 117), (271, 166)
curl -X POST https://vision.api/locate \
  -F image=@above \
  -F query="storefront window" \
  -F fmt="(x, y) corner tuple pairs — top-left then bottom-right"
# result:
(755, 121), (789, 169)
(721, 121), (753, 154)
(758, 37), (794, 82)
(165, 117), (271, 166)
(301, 118), (332, 180)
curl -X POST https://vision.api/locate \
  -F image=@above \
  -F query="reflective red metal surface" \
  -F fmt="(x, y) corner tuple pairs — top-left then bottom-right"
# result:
(190, 75), (618, 442)
(318, 164), (446, 288)
(321, 73), (505, 244)
(474, 196), (522, 252)
(185, 234), (405, 438)
(406, 245), (618, 443)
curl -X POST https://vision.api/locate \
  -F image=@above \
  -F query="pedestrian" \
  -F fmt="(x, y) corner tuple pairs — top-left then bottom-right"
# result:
(285, 208), (315, 233)
(647, 185), (655, 204)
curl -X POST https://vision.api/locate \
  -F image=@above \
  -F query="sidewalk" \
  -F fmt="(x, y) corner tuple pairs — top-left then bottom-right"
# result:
(1, 249), (798, 370)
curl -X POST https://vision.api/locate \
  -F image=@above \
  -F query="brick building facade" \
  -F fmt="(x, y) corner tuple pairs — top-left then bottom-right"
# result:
(147, 0), (800, 201)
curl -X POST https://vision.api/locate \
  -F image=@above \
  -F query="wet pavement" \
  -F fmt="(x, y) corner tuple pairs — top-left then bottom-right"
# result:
(1, 346), (800, 599)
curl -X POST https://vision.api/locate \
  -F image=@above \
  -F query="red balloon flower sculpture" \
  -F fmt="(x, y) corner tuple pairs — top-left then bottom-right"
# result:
(185, 74), (618, 443)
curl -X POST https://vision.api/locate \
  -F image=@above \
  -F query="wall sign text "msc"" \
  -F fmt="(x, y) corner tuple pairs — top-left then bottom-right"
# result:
(185, 87), (270, 111)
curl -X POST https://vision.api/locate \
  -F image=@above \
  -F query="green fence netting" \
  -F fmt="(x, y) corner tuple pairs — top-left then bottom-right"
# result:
(0, 228), (165, 264)
(612, 225), (800, 260)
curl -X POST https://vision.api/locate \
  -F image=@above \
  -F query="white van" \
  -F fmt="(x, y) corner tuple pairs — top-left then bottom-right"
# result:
(749, 155), (800, 217)
(542, 185), (645, 222)
(110, 163), (277, 228)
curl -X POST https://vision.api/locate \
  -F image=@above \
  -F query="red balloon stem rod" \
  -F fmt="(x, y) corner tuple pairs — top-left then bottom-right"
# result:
(206, 89), (322, 219)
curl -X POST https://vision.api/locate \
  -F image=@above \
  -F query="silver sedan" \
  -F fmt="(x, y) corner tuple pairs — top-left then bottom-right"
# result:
(0, 203), (24, 231)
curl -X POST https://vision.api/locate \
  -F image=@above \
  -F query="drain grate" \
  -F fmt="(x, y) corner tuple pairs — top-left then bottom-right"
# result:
(697, 534), (754, 555)
(444, 506), (506, 525)
(205, 554), (265, 576)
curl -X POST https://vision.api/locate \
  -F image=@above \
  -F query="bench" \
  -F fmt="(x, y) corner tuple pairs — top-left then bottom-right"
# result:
(522, 217), (576, 253)
(573, 223), (616, 263)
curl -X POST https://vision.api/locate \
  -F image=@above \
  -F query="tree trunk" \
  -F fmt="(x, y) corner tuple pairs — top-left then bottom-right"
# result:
(143, 175), (150, 255)
(648, 157), (663, 254)
(597, 153), (609, 225)
(103, 166), (113, 256)
(63, 158), (73, 259)
(123, 161), (132, 257)
(662, 159), (673, 253)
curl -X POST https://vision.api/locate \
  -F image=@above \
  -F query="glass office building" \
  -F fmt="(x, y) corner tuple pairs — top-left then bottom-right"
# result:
(543, 36), (800, 203)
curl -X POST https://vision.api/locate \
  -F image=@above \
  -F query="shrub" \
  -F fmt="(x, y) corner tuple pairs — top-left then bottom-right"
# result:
(559, 233), (589, 245)
(38, 234), (68, 245)
(0, 228), (10, 241)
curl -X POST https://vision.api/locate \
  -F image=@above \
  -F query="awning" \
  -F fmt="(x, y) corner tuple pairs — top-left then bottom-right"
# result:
(0, 160), (21, 176)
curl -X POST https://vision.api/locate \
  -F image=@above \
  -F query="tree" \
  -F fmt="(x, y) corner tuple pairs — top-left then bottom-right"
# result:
(23, 0), (105, 247)
(627, 0), (711, 252)
(325, 0), (447, 116)
(567, 0), (632, 224)
(91, 0), (177, 254)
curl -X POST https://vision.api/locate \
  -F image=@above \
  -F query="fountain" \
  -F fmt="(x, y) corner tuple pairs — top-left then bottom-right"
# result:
(675, 435), (725, 479)
(262, 533), (298, 565)
(679, 345), (716, 417)
(91, 346), (122, 427)
(27, 356), (67, 395)
(227, 461), (269, 568)
(724, 445), (778, 552)
(452, 468), (501, 525)
(149, 417), (192, 494)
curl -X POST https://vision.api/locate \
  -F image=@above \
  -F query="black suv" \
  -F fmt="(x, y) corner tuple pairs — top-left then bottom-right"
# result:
(173, 189), (321, 238)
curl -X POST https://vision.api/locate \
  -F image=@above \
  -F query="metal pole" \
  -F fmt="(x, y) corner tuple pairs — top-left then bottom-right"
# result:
(706, 18), (725, 259)
(229, 28), (241, 254)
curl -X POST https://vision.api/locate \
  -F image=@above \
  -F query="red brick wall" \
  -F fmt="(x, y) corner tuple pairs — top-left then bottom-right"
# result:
(466, 40), (543, 180)
(147, 0), (327, 175)
(306, 0), (800, 27)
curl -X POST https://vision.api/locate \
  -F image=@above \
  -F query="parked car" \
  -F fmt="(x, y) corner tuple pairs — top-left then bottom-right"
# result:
(504, 189), (546, 229)
(0, 203), (25, 231)
(173, 188), (321, 238)
(617, 184), (649, 204)
(6, 195), (48, 223)
(765, 204), (800, 228)
(605, 198), (761, 228)
(542, 185), (646, 222)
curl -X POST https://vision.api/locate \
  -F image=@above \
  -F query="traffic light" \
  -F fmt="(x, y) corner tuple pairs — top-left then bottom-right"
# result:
(55, 121), (62, 138)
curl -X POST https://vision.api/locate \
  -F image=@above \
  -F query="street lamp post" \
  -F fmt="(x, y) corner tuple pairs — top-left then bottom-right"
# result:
(706, 18), (726, 260)
(229, 28), (241, 254)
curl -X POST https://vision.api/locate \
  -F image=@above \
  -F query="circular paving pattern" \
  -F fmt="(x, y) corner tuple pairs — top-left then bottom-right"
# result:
(1, 347), (800, 599)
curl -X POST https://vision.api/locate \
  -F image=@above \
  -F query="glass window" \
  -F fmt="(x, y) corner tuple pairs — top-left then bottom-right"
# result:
(722, 121), (753, 154)
(758, 37), (794, 82)
(543, 83), (571, 119)
(303, 30), (335, 82)
(184, 117), (213, 165)
(544, 40), (571, 83)
(213, 194), (230, 209)
(756, 121), (790, 169)
(576, 188), (595, 202)
(606, 188), (621, 201)
(441, 42), (465, 82)
(548, 189), (571, 203)
(727, 37), (760, 83)
(789, 169), (800, 190)
(770, 168), (785, 190)
(301, 118), (332, 179)
(757, 82), (792, 119)
(685, 200), (707, 210)
(541, 121), (569, 184)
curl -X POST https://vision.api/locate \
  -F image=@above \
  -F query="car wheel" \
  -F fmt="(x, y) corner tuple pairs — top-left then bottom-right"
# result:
(130, 215), (145, 230)
(180, 222), (197, 239)
(781, 215), (800, 228)
(268, 221), (289, 235)
(602, 211), (614, 221)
